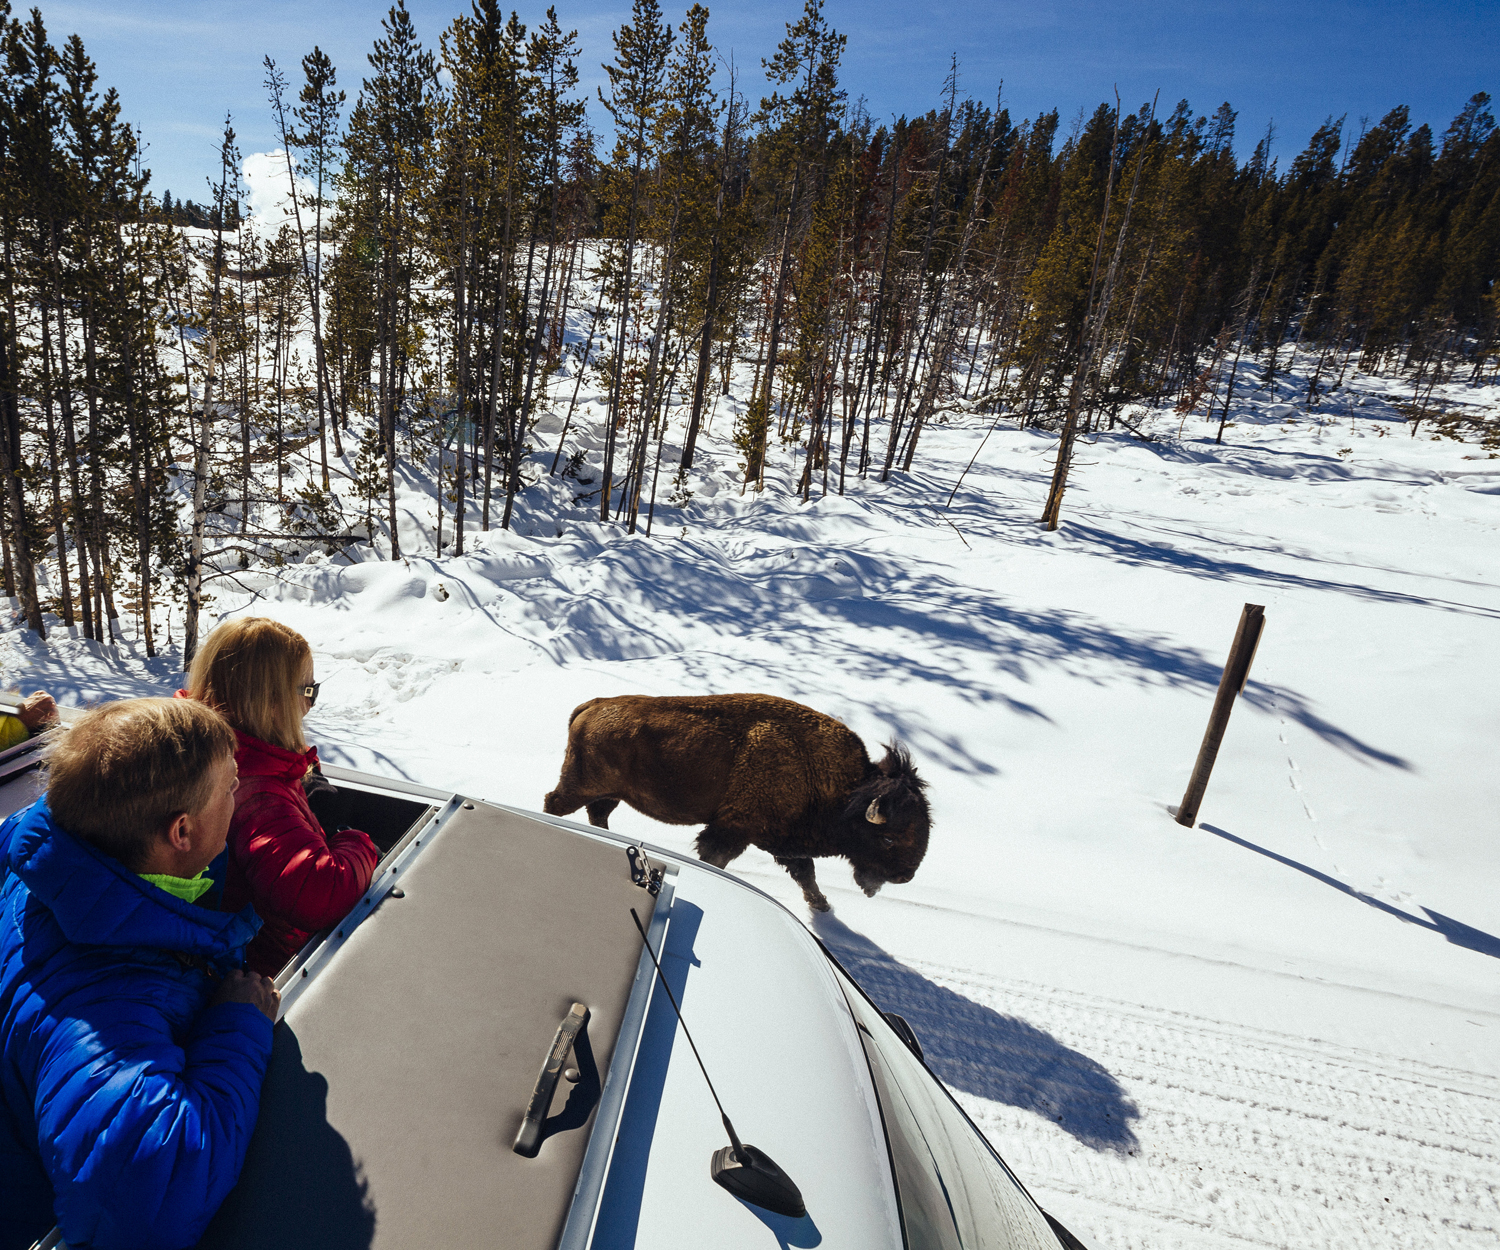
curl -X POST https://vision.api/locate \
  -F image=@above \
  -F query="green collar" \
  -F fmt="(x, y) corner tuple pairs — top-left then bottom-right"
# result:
(140, 869), (214, 904)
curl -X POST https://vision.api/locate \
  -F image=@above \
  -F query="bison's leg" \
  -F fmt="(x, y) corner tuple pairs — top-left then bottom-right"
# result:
(585, 799), (620, 828)
(694, 823), (752, 870)
(774, 855), (831, 913)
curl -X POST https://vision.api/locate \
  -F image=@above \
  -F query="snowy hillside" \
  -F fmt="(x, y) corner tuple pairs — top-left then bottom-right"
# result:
(5, 340), (1498, 1248)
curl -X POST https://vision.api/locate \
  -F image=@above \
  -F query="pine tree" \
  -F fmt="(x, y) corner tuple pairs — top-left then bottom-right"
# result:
(597, 0), (672, 523)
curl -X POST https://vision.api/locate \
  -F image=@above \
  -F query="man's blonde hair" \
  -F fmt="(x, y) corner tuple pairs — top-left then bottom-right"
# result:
(47, 698), (236, 870)
(189, 617), (311, 752)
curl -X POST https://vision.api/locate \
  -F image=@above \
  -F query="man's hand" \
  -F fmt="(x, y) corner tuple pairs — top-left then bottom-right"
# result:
(17, 690), (58, 731)
(211, 970), (280, 1023)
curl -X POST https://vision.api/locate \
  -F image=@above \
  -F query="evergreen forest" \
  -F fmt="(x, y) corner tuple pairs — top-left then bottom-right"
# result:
(1, 0), (1496, 666)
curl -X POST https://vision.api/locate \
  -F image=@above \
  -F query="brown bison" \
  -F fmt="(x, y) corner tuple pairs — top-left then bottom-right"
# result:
(543, 693), (931, 911)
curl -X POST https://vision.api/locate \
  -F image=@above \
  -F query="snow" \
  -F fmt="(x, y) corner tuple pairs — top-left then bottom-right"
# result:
(240, 148), (311, 235)
(4, 347), (1498, 1247)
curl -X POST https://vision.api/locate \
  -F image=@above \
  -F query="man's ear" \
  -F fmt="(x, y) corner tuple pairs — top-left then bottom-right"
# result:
(163, 811), (194, 854)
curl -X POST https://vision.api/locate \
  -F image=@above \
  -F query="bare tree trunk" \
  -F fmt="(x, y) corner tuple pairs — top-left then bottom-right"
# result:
(268, 62), (334, 490)
(750, 166), (803, 488)
(183, 335), (218, 667)
(485, 147), (519, 532)
(625, 205), (682, 531)
(453, 160), (470, 556)
(551, 287), (604, 474)
(601, 169), (645, 522)
(121, 210), (157, 655)
(1215, 264), (1265, 443)
(1040, 98), (1124, 531)
(682, 102), (739, 474)
(0, 338), (43, 636)
(39, 302), (74, 626)
(51, 250), (94, 639)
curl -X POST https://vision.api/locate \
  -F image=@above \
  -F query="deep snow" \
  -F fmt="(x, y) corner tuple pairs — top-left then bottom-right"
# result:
(4, 338), (1498, 1247)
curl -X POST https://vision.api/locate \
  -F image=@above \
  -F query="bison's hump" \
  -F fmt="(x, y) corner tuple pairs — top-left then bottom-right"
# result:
(573, 693), (863, 750)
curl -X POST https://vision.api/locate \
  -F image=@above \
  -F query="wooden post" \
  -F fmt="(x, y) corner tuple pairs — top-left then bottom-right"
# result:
(1175, 603), (1265, 827)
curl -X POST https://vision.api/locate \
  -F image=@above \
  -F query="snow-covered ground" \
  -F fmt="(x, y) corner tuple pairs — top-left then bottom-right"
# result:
(5, 352), (1498, 1248)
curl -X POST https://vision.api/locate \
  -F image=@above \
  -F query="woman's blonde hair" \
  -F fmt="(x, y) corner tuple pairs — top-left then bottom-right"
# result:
(189, 617), (312, 752)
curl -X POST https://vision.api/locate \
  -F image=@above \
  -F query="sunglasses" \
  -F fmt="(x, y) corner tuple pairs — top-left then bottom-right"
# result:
(301, 682), (321, 707)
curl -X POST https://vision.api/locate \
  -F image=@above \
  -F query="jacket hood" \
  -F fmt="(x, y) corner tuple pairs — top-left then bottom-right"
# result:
(234, 728), (318, 782)
(173, 690), (318, 782)
(3, 799), (260, 957)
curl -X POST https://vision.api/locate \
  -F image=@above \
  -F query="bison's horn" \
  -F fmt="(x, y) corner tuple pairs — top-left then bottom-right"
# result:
(866, 798), (886, 825)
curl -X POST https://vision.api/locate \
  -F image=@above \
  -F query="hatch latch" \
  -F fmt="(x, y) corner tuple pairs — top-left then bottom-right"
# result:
(626, 845), (663, 896)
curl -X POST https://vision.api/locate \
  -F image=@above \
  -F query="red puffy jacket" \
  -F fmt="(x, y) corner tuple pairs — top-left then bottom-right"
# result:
(222, 729), (379, 976)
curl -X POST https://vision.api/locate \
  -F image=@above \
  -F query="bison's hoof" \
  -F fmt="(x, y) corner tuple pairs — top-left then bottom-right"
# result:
(809, 896), (832, 913)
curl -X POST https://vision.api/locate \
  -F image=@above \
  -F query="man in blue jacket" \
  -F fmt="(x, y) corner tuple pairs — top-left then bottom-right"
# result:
(0, 697), (279, 1250)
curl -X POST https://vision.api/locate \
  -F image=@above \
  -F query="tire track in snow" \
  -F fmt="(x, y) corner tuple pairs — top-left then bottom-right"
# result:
(913, 962), (1499, 1249)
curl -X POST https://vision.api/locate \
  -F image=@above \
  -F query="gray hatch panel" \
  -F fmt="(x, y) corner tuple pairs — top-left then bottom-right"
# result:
(199, 801), (650, 1250)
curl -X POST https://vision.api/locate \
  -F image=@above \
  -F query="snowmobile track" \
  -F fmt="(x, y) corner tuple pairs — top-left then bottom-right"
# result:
(916, 961), (1499, 1250)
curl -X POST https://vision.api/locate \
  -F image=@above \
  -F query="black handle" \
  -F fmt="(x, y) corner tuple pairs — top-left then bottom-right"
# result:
(513, 1002), (589, 1158)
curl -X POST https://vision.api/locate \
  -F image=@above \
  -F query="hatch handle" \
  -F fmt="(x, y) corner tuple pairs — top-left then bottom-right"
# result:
(513, 1002), (590, 1158)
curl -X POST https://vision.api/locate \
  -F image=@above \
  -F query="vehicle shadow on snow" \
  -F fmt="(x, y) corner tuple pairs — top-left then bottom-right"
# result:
(1201, 823), (1500, 960)
(811, 914), (1140, 1154)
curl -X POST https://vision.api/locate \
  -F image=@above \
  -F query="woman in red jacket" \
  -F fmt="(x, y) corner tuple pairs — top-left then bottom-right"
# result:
(186, 617), (379, 976)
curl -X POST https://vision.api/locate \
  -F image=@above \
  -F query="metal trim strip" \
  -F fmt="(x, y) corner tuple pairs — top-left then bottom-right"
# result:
(318, 763), (455, 803)
(557, 864), (678, 1250)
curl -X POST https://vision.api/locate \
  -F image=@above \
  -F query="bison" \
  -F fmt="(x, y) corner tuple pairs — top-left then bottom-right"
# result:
(543, 693), (930, 912)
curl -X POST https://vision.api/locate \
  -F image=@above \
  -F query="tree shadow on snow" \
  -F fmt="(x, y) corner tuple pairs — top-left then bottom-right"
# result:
(1063, 521), (1500, 621)
(881, 454), (1498, 616)
(810, 913), (1140, 1154)
(1200, 823), (1500, 961)
(581, 537), (1410, 775)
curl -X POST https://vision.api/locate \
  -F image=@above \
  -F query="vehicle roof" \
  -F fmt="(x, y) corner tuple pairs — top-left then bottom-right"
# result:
(592, 856), (902, 1249)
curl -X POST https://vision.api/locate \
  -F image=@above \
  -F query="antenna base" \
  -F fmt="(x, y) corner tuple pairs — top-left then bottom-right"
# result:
(711, 1143), (806, 1218)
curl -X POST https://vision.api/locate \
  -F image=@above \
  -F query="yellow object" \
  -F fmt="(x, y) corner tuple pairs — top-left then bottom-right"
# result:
(0, 714), (28, 752)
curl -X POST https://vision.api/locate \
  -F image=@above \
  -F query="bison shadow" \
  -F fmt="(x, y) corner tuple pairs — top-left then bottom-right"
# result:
(811, 913), (1139, 1154)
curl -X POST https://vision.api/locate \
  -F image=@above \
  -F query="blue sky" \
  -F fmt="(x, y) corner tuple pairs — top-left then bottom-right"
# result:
(36, 0), (1496, 202)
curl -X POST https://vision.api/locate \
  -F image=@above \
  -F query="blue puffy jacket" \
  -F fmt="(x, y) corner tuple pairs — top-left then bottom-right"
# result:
(0, 799), (274, 1250)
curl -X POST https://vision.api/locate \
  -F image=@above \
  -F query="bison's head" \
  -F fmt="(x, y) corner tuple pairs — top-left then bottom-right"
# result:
(842, 741), (931, 896)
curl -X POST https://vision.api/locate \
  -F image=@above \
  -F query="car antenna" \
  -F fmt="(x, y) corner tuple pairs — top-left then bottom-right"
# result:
(629, 907), (806, 1219)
